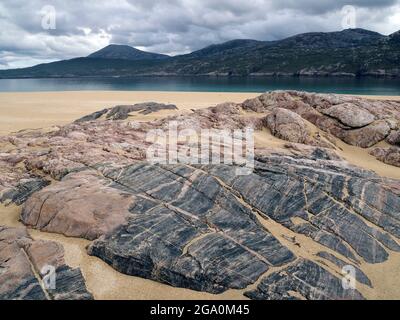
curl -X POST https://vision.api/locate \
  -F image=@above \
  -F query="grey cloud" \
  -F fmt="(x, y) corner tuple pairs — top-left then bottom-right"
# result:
(0, 0), (399, 69)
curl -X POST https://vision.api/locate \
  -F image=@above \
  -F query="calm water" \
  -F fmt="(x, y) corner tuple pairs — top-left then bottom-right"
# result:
(0, 77), (399, 95)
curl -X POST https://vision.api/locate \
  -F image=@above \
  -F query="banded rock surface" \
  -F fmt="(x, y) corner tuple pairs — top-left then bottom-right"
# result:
(17, 156), (400, 298)
(75, 102), (177, 122)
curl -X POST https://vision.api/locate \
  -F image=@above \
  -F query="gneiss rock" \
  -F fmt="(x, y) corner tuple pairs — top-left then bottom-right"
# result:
(26, 163), (295, 293)
(75, 102), (178, 123)
(265, 108), (334, 148)
(202, 156), (400, 264)
(16, 138), (400, 298)
(387, 130), (400, 146)
(21, 157), (397, 298)
(21, 170), (133, 240)
(341, 120), (391, 148)
(74, 108), (109, 123)
(0, 178), (50, 205)
(0, 226), (93, 300)
(370, 147), (400, 167)
(316, 251), (372, 287)
(244, 259), (364, 300)
(241, 91), (400, 149)
(321, 103), (375, 128)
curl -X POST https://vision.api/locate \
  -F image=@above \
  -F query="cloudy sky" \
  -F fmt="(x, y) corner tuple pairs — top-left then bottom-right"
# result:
(0, 0), (399, 69)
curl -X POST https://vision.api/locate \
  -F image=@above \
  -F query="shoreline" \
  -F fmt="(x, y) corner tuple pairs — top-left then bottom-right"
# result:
(1, 90), (400, 136)
(1, 91), (400, 180)
(1, 73), (399, 79)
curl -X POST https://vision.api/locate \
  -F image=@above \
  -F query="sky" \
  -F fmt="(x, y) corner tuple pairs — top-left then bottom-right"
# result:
(0, 0), (399, 69)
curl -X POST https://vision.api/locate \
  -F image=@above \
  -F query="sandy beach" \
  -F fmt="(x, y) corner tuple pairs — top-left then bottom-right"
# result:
(0, 91), (261, 135)
(1, 91), (400, 135)
(1, 90), (400, 300)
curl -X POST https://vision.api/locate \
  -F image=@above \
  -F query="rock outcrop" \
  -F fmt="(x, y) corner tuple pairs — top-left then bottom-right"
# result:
(1, 91), (400, 300)
(387, 130), (400, 146)
(18, 157), (400, 297)
(370, 147), (400, 167)
(0, 226), (93, 300)
(241, 91), (400, 163)
(21, 171), (133, 240)
(244, 259), (364, 300)
(265, 108), (334, 148)
(320, 103), (375, 128)
(75, 102), (177, 123)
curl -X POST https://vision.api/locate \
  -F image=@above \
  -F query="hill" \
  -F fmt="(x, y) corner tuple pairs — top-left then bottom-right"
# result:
(0, 28), (399, 78)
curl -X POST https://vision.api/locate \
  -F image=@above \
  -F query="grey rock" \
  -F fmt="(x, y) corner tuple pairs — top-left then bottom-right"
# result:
(202, 155), (400, 264)
(74, 108), (109, 123)
(244, 259), (364, 300)
(75, 102), (178, 122)
(316, 252), (372, 287)
(19, 154), (400, 298)
(87, 163), (295, 294)
(0, 178), (50, 205)
(106, 102), (177, 120)
(49, 266), (94, 300)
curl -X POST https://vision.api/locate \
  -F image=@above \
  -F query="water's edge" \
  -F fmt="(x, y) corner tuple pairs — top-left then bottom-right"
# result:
(0, 77), (399, 95)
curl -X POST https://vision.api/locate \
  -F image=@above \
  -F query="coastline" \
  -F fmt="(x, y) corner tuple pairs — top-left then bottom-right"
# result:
(1, 90), (400, 136)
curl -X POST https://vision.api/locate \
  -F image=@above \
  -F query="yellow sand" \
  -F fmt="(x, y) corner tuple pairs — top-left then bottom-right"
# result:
(0, 91), (259, 135)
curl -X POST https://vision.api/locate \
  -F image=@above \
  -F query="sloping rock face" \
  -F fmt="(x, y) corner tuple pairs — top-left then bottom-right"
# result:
(265, 108), (334, 148)
(21, 171), (133, 240)
(1, 91), (400, 300)
(316, 252), (371, 287)
(321, 103), (375, 128)
(18, 155), (400, 298)
(341, 120), (391, 147)
(244, 259), (364, 300)
(202, 157), (400, 264)
(0, 226), (93, 300)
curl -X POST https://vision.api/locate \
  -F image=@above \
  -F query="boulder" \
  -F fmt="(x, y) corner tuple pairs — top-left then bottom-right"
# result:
(370, 147), (400, 167)
(341, 120), (391, 148)
(266, 108), (312, 144)
(265, 108), (333, 148)
(321, 103), (375, 128)
(387, 130), (400, 146)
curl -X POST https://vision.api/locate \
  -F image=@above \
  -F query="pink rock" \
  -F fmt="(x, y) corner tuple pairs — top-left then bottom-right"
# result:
(21, 171), (133, 240)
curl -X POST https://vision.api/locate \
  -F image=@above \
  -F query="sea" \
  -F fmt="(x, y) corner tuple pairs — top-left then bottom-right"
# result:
(0, 76), (399, 95)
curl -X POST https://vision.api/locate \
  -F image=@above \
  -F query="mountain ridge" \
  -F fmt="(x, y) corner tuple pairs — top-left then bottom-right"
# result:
(88, 44), (169, 61)
(1, 28), (399, 78)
